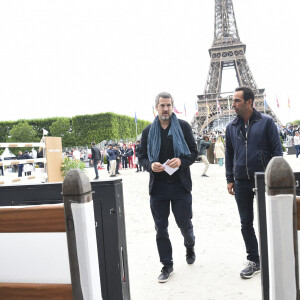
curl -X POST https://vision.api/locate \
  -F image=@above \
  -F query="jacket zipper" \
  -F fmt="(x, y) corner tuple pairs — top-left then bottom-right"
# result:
(261, 150), (266, 171)
(245, 140), (250, 179)
(245, 119), (259, 179)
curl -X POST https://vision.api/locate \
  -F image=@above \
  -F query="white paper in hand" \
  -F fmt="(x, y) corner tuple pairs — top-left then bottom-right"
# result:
(163, 159), (179, 176)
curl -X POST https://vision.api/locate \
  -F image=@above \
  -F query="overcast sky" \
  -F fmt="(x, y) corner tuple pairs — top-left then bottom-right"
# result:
(1, 0), (299, 126)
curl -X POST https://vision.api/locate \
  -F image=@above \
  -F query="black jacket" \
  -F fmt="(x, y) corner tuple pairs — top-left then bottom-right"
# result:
(139, 119), (198, 194)
(91, 146), (101, 160)
(225, 109), (283, 182)
(135, 144), (141, 158)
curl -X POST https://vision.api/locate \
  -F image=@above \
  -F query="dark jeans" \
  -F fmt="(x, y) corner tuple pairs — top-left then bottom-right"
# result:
(116, 159), (121, 173)
(122, 157), (127, 169)
(93, 159), (99, 178)
(234, 179), (259, 264)
(295, 145), (300, 158)
(137, 159), (143, 171)
(150, 180), (195, 267)
(106, 156), (110, 171)
(18, 165), (23, 177)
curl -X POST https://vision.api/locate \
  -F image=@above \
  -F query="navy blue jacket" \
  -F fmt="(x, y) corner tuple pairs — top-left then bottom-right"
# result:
(139, 119), (198, 194)
(225, 109), (283, 183)
(107, 149), (117, 161)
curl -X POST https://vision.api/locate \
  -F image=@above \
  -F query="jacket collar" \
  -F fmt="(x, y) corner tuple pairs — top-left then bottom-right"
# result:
(232, 108), (262, 126)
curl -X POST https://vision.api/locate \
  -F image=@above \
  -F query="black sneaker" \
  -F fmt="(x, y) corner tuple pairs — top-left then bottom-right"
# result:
(158, 266), (173, 283)
(240, 261), (260, 279)
(201, 174), (209, 177)
(94, 177), (99, 180)
(186, 247), (196, 264)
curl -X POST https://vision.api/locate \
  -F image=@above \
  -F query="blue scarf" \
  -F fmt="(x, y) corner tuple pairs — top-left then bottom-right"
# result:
(147, 113), (191, 163)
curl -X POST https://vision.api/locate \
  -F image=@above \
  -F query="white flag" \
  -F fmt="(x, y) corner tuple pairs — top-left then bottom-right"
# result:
(43, 128), (49, 136)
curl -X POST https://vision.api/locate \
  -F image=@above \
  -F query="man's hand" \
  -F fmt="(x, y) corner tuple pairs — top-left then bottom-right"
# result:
(91, 160), (93, 164)
(227, 182), (235, 195)
(167, 158), (181, 169)
(151, 162), (165, 173)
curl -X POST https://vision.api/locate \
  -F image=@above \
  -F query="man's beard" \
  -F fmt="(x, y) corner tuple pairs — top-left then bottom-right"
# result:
(160, 114), (170, 121)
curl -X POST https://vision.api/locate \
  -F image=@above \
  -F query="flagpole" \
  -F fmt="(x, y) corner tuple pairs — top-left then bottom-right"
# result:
(136, 122), (137, 139)
(135, 112), (138, 139)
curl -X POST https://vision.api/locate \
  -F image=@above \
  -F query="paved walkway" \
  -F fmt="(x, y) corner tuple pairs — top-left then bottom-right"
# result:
(86, 155), (300, 300)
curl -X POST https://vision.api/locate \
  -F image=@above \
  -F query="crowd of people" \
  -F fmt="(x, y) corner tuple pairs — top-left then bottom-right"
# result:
(89, 141), (144, 179)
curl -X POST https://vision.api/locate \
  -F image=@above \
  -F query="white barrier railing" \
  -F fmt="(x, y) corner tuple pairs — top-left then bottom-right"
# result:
(0, 158), (46, 167)
(0, 143), (45, 148)
(0, 141), (47, 184)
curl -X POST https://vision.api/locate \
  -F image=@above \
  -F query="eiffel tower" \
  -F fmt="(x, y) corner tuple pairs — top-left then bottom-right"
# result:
(192, 0), (280, 134)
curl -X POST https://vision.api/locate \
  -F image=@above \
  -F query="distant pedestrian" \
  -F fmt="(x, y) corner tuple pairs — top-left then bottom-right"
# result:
(115, 145), (121, 174)
(22, 151), (33, 176)
(197, 136), (211, 177)
(225, 86), (282, 279)
(121, 145), (128, 169)
(107, 144), (117, 177)
(135, 140), (143, 172)
(294, 131), (300, 158)
(91, 142), (101, 180)
(72, 148), (81, 160)
(104, 147), (110, 172)
(214, 136), (225, 167)
(17, 151), (23, 177)
(126, 144), (134, 168)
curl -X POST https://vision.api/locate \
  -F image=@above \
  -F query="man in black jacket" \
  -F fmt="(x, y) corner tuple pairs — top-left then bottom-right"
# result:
(140, 92), (198, 283)
(91, 142), (101, 180)
(135, 140), (142, 172)
(225, 86), (282, 279)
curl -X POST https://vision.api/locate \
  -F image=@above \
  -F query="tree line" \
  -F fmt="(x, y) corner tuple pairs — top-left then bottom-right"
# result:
(0, 113), (151, 155)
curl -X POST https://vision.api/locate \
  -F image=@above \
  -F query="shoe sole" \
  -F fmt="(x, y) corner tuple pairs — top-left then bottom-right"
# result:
(158, 271), (173, 283)
(187, 260), (195, 264)
(240, 270), (260, 279)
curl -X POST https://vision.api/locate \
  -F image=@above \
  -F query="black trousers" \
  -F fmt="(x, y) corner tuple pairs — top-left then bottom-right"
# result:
(234, 179), (259, 264)
(150, 180), (195, 267)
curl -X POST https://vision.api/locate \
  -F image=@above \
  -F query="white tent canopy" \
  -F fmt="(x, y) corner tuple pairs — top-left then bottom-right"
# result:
(0, 148), (16, 160)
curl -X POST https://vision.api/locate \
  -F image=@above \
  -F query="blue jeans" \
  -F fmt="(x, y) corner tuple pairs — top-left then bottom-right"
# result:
(234, 179), (259, 264)
(93, 159), (99, 178)
(295, 145), (300, 158)
(150, 180), (195, 267)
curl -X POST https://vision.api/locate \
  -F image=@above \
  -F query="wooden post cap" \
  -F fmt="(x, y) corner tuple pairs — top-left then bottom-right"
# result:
(265, 156), (295, 196)
(62, 169), (91, 198)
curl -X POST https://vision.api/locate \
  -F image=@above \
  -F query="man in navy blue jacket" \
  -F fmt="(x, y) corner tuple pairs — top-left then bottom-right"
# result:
(107, 144), (117, 177)
(225, 86), (282, 279)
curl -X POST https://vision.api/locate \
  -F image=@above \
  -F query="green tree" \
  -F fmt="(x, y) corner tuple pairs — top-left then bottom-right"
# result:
(49, 118), (75, 147)
(7, 122), (38, 154)
(7, 122), (38, 142)
(292, 119), (300, 126)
